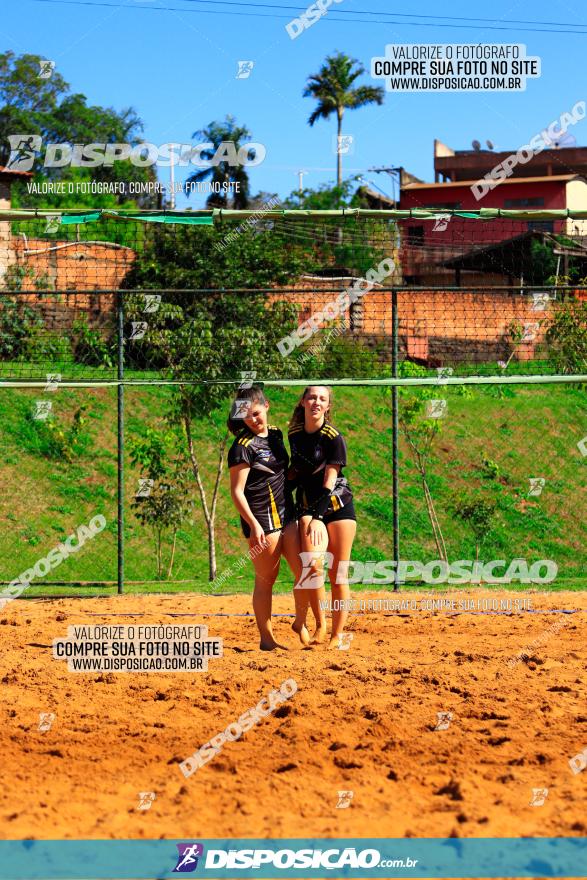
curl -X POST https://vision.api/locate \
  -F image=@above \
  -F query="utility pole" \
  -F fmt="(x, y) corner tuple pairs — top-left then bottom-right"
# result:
(168, 143), (176, 210)
(298, 170), (308, 197)
(369, 166), (403, 204)
(357, 175), (393, 202)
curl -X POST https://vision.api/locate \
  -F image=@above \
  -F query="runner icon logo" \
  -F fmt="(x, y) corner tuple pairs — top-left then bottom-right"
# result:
(435, 711), (453, 731)
(38, 712), (55, 732)
(173, 843), (204, 873)
(336, 790), (354, 809)
(529, 788), (549, 806)
(297, 551), (334, 590)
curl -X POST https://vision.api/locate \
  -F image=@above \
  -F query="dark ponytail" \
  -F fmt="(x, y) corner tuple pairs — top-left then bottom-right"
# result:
(227, 385), (268, 435)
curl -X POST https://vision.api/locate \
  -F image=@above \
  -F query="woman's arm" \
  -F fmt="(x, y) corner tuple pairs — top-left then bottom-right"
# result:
(229, 464), (266, 545)
(312, 464), (340, 514)
(323, 463), (340, 491)
(304, 464), (340, 544)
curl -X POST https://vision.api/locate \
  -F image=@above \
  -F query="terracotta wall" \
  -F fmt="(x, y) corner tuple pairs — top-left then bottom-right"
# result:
(11, 237), (134, 292)
(269, 281), (557, 365)
(2, 238), (135, 327)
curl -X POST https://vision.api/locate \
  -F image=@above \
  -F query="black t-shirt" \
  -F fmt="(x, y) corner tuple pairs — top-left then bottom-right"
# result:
(228, 426), (294, 535)
(288, 421), (353, 515)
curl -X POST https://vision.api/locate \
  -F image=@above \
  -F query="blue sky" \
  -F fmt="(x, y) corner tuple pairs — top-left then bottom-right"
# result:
(2, 0), (586, 207)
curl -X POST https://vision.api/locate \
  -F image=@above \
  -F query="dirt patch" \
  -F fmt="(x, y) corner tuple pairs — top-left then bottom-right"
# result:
(1, 590), (585, 841)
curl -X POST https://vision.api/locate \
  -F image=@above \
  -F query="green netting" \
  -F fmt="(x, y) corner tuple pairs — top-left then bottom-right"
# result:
(0, 210), (585, 596)
(1, 382), (584, 594)
(0, 212), (585, 385)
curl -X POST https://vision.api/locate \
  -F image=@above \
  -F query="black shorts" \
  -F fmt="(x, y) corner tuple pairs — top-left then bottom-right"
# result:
(241, 512), (296, 539)
(299, 500), (357, 526)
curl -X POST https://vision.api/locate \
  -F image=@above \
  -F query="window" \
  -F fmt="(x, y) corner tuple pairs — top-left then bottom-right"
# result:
(425, 201), (461, 209)
(504, 197), (545, 208)
(349, 301), (364, 332)
(407, 225), (425, 245)
(527, 221), (554, 232)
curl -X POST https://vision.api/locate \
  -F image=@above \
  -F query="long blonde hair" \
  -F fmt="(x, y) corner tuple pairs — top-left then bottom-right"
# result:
(288, 385), (333, 431)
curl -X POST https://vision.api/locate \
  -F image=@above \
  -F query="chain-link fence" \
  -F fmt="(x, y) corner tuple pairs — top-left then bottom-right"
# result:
(0, 211), (585, 594)
(1, 381), (584, 593)
(0, 285), (585, 382)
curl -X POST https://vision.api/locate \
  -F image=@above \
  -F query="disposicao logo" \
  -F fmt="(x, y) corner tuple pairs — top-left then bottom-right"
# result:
(173, 843), (204, 872)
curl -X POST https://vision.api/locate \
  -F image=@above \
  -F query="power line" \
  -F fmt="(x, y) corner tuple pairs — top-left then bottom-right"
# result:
(116, 0), (587, 30)
(23, 0), (587, 32)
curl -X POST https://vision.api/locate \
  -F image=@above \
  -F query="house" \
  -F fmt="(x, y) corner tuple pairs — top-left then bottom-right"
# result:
(0, 167), (135, 328)
(0, 165), (33, 283)
(433, 138), (587, 184)
(398, 140), (587, 285)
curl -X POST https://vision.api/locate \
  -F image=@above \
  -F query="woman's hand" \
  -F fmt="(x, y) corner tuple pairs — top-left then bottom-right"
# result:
(250, 521), (268, 549)
(307, 518), (327, 549)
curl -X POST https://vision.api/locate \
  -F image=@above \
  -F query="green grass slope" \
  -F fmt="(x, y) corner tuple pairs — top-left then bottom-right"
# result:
(0, 382), (585, 596)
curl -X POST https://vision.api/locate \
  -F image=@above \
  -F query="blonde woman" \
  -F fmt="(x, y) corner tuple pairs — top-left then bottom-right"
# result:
(288, 386), (356, 647)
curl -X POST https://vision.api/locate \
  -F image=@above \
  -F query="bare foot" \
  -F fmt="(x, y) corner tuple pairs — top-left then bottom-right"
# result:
(310, 624), (328, 645)
(260, 639), (289, 651)
(292, 621), (310, 646)
(328, 633), (353, 650)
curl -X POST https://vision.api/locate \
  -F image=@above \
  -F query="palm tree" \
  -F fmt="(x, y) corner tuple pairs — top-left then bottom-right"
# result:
(304, 52), (384, 192)
(185, 115), (256, 209)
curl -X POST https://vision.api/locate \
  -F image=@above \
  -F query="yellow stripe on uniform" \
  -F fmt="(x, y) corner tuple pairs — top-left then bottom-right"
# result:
(238, 432), (254, 446)
(320, 425), (339, 438)
(268, 485), (282, 529)
(331, 494), (341, 511)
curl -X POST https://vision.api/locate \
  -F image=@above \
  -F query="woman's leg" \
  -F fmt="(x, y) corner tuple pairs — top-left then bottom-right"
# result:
(299, 514), (328, 644)
(326, 518), (357, 646)
(249, 531), (285, 650)
(280, 521), (310, 646)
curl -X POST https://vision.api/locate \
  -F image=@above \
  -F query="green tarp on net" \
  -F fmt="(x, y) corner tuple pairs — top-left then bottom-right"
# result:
(2, 207), (587, 224)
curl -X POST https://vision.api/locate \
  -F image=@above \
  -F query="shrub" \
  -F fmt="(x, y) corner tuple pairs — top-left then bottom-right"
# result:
(299, 333), (385, 379)
(72, 317), (114, 367)
(0, 296), (44, 360)
(25, 406), (90, 461)
(22, 326), (73, 363)
(545, 298), (587, 375)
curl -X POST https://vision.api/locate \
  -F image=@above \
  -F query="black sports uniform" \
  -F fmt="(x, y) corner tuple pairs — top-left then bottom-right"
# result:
(288, 421), (355, 524)
(228, 426), (295, 538)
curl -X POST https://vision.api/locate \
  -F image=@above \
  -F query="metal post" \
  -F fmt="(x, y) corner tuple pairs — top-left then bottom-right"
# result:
(117, 291), (124, 594)
(391, 288), (400, 591)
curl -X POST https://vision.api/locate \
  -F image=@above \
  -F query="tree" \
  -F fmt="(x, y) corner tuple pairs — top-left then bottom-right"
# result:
(303, 52), (384, 192)
(400, 400), (447, 564)
(280, 178), (390, 275)
(530, 236), (587, 285)
(123, 231), (307, 579)
(123, 222), (312, 290)
(129, 429), (193, 579)
(184, 115), (258, 209)
(0, 52), (69, 158)
(282, 177), (359, 210)
(0, 52), (158, 208)
(389, 362), (450, 562)
(452, 495), (496, 562)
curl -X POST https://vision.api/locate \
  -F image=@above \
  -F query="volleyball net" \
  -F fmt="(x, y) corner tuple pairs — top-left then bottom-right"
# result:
(0, 209), (585, 593)
(0, 210), (586, 383)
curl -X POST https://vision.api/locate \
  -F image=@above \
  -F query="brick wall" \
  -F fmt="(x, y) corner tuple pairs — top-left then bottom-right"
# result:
(269, 280), (557, 366)
(3, 238), (135, 328)
(12, 237), (134, 291)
